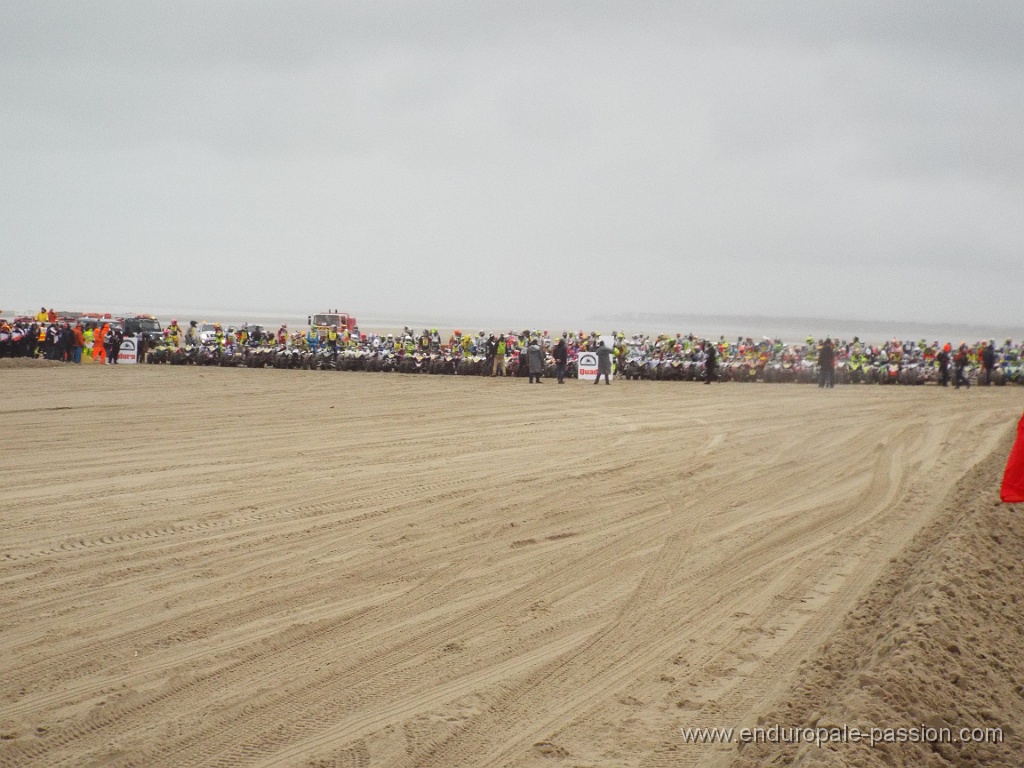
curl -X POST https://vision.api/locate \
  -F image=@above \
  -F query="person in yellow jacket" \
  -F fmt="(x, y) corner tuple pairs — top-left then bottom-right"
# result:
(166, 319), (183, 348)
(83, 327), (94, 361)
(491, 336), (507, 376)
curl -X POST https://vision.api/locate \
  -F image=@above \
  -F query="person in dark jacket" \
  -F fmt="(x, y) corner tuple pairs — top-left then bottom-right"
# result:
(486, 334), (498, 376)
(43, 323), (57, 360)
(552, 337), (568, 384)
(59, 323), (74, 362)
(28, 323), (40, 358)
(937, 345), (951, 387)
(594, 340), (613, 385)
(106, 327), (123, 364)
(526, 338), (545, 384)
(954, 344), (970, 389)
(704, 341), (717, 384)
(981, 341), (996, 385)
(818, 338), (835, 389)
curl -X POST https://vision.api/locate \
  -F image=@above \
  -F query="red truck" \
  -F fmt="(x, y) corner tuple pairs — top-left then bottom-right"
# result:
(308, 310), (358, 340)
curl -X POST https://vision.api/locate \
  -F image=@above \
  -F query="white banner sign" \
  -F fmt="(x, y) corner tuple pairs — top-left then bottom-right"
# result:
(578, 351), (598, 381)
(118, 337), (138, 365)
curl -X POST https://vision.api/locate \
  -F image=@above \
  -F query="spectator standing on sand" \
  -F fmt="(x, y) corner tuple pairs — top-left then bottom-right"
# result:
(818, 337), (835, 389)
(43, 323), (56, 360)
(486, 334), (497, 375)
(981, 340), (996, 385)
(94, 323), (108, 364)
(527, 338), (545, 384)
(594, 340), (613, 385)
(954, 344), (970, 389)
(552, 337), (568, 384)
(28, 322), (40, 358)
(937, 344), (951, 387)
(60, 323), (74, 362)
(704, 340), (717, 384)
(82, 325), (94, 361)
(72, 323), (85, 364)
(491, 335), (507, 377)
(106, 326), (122, 365)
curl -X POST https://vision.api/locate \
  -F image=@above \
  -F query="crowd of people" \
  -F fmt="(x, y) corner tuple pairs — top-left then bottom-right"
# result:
(143, 322), (1024, 387)
(3, 309), (1022, 388)
(0, 308), (126, 364)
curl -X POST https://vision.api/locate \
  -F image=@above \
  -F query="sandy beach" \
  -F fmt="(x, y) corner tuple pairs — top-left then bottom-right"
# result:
(1, 362), (1022, 767)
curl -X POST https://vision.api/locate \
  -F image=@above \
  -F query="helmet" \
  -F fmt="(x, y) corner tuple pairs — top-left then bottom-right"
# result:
(171, 318), (177, 324)
(190, 320), (198, 326)
(454, 329), (461, 335)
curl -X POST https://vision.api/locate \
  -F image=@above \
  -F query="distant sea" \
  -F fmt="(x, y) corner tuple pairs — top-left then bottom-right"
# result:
(591, 312), (1024, 347)
(6, 304), (1022, 346)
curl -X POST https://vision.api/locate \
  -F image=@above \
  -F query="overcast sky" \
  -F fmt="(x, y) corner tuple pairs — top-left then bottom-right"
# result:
(2, 1), (1022, 329)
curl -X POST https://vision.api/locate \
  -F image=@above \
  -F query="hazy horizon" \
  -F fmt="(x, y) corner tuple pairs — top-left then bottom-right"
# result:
(4, 299), (1021, 346)
(3, 3), (1022, 326)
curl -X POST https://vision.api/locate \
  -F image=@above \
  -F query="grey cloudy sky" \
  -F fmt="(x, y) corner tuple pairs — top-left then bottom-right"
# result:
(2, 1), (1022, 330)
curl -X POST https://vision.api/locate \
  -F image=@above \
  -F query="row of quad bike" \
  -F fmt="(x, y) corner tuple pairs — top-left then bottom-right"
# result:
(144, 346), (1024, 385)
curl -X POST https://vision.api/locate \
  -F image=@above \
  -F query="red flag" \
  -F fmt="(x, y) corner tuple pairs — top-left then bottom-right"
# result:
(1001, 413), (1024, 503)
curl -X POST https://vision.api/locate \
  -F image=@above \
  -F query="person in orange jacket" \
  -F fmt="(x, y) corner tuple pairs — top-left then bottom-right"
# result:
(72, 323), (85, 364)
(94, 323), (108, 364)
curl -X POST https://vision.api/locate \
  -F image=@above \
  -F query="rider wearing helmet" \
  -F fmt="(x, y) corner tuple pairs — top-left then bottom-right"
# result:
(166, 319), (182, 348)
